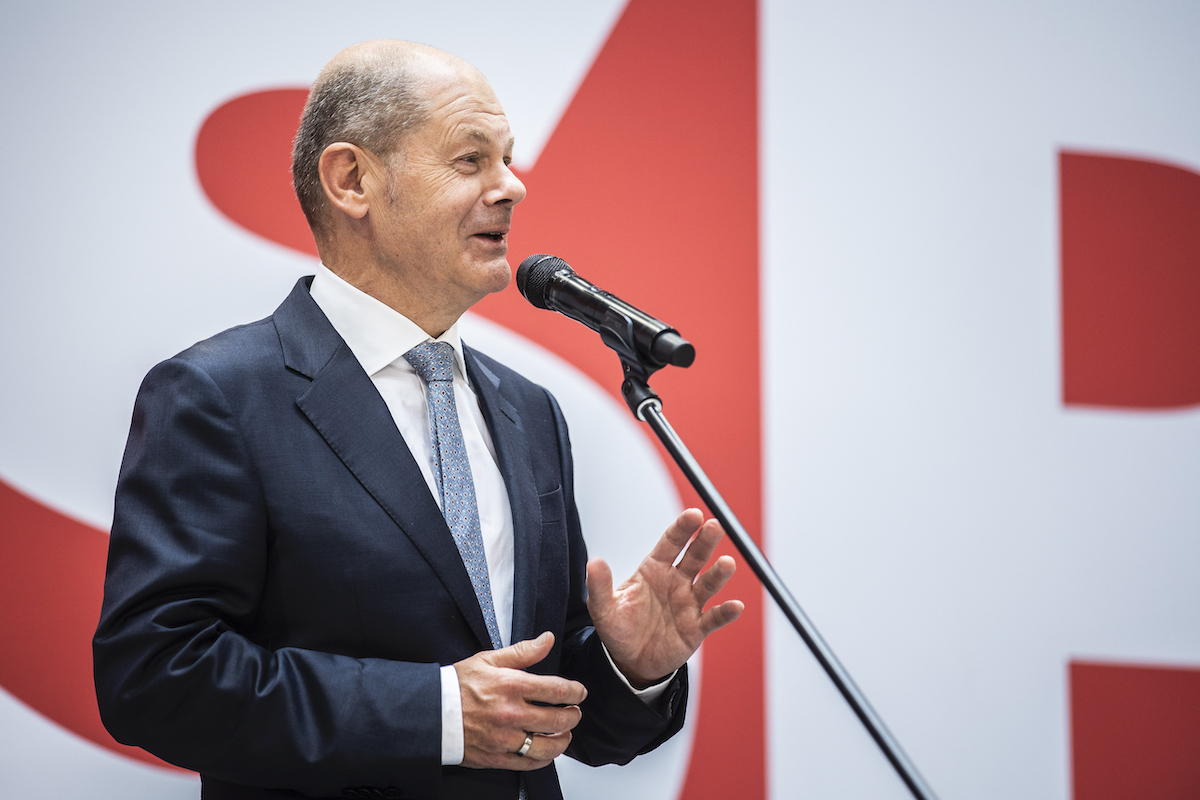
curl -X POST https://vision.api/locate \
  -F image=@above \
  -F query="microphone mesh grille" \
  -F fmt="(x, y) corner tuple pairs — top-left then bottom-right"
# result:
(516, 254), (568, 309)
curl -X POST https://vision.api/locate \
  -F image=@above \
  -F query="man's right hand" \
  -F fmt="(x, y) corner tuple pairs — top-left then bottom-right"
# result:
(454, 631), (586, 770)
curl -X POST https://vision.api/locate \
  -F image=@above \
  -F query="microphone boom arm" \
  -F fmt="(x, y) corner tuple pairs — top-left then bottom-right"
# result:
(618, 345), (940, 800)
(625, 373), (939, 800)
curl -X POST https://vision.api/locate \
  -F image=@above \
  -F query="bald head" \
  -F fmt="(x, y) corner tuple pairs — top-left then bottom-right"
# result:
(330, 40), (483, 83)
(291, 40), (488, 239)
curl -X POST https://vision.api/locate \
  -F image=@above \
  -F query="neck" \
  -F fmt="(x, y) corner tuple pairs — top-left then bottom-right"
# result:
(318, 245), (466, 338)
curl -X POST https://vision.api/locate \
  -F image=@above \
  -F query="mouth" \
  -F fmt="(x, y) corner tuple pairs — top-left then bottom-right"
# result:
(472, 226), (510, 245)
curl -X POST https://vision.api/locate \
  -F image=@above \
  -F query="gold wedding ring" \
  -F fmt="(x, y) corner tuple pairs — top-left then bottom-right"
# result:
(516, 734), (533, 757)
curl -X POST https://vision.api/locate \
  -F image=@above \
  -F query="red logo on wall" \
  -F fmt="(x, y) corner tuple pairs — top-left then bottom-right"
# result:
(1070, 660), (1200, 799)
(1061, 150), (1200, 410)
(1061, 150), (1200, 796)
(0, 1), (765, 797)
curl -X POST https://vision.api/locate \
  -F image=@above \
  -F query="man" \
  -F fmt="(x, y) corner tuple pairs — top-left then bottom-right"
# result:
(94, 41), (742, 800)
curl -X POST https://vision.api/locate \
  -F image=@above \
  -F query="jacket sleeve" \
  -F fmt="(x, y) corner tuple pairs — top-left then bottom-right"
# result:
(93, 357), (442, 799)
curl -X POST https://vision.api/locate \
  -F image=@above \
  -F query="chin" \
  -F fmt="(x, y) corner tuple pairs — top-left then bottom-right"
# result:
(480, 258), (514, 294)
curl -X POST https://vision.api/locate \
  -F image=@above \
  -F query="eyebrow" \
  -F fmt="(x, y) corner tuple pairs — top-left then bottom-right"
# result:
(463, 127), (515, 151)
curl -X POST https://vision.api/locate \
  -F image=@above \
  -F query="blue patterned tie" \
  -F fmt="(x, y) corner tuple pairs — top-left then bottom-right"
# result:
(404, 342), (503, 651)
(407, 343), (526, 797)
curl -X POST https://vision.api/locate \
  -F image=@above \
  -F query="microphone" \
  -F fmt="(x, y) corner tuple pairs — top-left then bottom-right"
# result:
(516, 254), (695, 369)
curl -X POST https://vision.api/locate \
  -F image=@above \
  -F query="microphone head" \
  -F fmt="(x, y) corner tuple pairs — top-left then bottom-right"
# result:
(517, 254), (571, 309)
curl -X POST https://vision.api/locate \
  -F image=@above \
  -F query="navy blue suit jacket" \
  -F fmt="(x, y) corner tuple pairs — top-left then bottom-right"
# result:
(93, 278), (687, 800)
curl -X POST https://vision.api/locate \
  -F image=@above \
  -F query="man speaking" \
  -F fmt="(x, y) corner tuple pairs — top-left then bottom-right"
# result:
(93, 40), (742, 800)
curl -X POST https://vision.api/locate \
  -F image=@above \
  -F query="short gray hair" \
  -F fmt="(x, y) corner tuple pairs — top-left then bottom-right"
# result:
(292, 50), (431, 237)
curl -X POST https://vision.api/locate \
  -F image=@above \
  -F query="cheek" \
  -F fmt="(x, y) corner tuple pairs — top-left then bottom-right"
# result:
(426, 172), (473, 208)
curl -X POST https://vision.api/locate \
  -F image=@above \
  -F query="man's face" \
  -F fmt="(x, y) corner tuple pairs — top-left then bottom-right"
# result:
(370, 69), (526, 320)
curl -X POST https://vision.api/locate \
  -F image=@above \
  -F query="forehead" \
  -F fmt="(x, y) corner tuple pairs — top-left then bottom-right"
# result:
(419, 70), (513, 148)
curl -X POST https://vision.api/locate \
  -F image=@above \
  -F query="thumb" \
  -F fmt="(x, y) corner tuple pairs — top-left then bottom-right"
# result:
(585, 557), (615, 620)
(485, 630), (555, 669)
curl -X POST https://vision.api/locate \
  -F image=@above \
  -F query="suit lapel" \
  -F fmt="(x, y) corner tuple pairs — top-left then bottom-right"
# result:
(466, 347), (542, 646)
(273, 278), (495, 651)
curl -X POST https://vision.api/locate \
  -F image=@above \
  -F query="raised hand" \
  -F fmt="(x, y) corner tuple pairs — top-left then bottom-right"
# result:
(586, 509), (744, 688)
(454, 632), (587, 770)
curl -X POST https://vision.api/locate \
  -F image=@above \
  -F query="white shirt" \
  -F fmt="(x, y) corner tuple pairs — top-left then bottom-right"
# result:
(309, 264), (670, 767)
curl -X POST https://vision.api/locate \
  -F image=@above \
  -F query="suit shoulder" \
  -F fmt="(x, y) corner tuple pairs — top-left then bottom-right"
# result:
(138, 314), (290, 404)
(174, 316), (280, 370)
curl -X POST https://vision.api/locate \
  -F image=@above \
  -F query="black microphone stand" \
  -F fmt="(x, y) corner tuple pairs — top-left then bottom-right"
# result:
(615, 351), (940, 800)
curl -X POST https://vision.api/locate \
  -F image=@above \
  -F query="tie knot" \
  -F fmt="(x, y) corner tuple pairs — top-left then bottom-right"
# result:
(404, 341), (455, 384)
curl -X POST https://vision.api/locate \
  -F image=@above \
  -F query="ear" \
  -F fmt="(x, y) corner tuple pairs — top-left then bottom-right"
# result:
(317, 142), (378, 221)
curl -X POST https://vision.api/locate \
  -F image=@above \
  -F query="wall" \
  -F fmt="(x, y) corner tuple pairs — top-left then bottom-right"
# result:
(1, 1), (1197, 798)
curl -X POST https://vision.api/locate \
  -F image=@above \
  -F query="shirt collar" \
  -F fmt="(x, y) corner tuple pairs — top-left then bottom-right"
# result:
(308, 263), (468, 379)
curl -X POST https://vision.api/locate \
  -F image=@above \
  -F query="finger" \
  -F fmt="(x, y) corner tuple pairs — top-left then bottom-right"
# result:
(675, 519), (725, 579)
(585, 557), (615, 620)
(485, 631), (554, 670)
(520, 673), (588, 707)
(522, 702), (583, 736)
(645, 508), (705, 565)
(507, 731), (572, 770)
(692, 554), (737, 605)
(699, 599), (745, 638)
(530, 730), (572, 760)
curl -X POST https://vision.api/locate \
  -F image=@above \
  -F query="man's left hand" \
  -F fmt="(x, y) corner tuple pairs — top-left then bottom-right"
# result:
(586, 509), (744, 689)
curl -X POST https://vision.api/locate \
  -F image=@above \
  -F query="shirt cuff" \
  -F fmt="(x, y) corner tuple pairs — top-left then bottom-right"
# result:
(440, 664), (464, 766)
(601, 643), (676, 704)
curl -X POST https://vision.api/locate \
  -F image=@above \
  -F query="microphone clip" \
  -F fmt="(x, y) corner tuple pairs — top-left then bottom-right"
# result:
(619, 360), (664, 421)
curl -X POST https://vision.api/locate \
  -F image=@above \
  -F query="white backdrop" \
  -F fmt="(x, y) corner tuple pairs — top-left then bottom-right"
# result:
(2, 1), (1199, 799)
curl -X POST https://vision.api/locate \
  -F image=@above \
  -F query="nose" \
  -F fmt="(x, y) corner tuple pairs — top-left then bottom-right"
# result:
(485, 161), (527, 207)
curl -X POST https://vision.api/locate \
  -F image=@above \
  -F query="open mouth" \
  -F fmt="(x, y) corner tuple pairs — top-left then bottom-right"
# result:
(474, 230), (507, 243)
